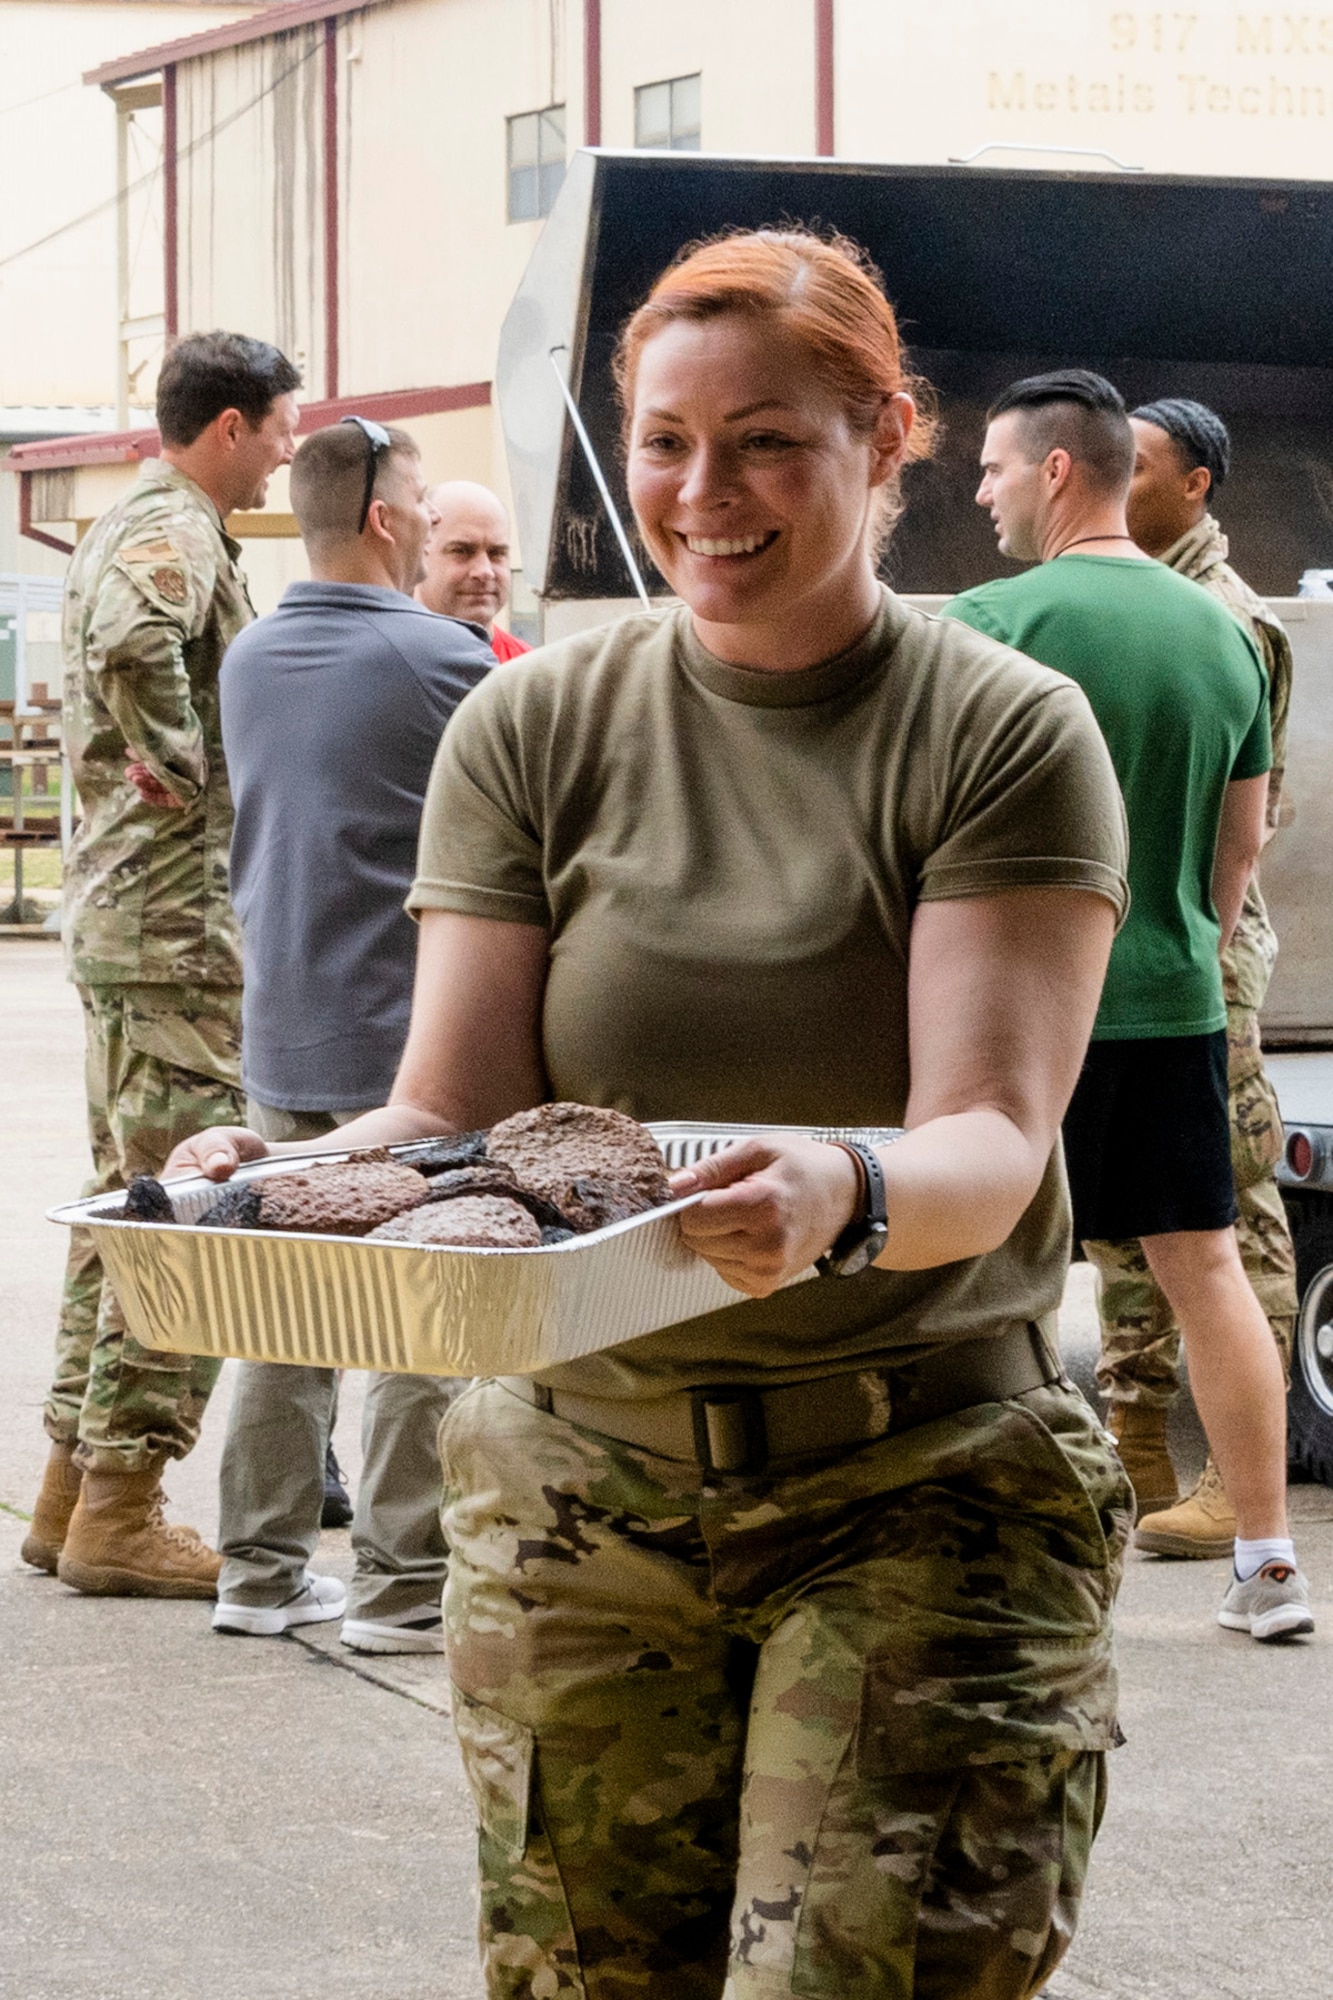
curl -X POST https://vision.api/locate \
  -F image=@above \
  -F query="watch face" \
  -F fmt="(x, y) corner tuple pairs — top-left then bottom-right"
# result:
(838, 1222), (889, 1276)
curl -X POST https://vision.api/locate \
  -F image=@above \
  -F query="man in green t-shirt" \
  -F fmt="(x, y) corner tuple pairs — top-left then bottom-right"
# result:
(945, 369), (1311, 1641)
(1088, 398), (1299, 1557)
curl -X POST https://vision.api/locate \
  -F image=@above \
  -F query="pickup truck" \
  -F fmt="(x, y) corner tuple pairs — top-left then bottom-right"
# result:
(497, 149), (1333, 1480)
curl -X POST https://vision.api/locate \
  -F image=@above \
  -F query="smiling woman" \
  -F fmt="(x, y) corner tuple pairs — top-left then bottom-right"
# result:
(166, 228), (1133, 2000)
(615, 231), (936, 672)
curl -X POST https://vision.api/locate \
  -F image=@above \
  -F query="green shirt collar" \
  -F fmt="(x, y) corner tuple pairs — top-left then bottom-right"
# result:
(676, 586), (907, 708)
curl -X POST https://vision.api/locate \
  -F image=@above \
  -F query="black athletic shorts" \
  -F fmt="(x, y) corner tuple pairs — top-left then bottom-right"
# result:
(1062, 1029), (1238, 1241)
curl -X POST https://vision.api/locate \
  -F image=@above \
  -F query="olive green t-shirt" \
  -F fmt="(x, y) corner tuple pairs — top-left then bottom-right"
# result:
(409, 589), (1128, 1399)
(945, 556), (1271, 1039)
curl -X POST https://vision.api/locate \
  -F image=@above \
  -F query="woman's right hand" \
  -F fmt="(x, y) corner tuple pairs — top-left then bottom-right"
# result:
(163, 1126), (269, 1183)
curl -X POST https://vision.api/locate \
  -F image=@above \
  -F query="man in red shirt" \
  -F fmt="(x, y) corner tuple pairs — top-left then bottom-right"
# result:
(415, 480), (531, 658)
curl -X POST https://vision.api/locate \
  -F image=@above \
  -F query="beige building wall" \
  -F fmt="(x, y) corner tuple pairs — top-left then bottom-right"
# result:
(0, 0), (259, 409)
(837, 0), (1333, 176)
(176, 24), (328, 387)
(597, 0), (816, 152)
(338, 0), (564, 398)
(336, 0), (817, 399)
(169, 0), (570, 400)
(0, 507), (67, 580)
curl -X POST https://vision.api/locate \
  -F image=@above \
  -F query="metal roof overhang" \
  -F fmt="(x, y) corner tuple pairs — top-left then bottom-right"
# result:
(3, 383), (492, 554)
(3, 381), (490, 477)
(85, 0), (394, 89)
(498, 152), (1333, 599)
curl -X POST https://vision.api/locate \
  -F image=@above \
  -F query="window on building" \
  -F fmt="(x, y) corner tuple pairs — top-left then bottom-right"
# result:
(634, 73), (701, 152)
(507, 106), (566, 222)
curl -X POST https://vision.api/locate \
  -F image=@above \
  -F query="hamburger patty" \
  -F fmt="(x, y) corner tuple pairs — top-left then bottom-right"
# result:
(486, 1103), (670, 1225)
(558, 1174), (665, 1232)
(255, 1155), (428, 1237)
(369, 1194), (542, 1248)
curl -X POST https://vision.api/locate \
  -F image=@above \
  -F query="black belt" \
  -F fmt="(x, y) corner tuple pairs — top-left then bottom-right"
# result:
(498, 1320), (1063, 1477)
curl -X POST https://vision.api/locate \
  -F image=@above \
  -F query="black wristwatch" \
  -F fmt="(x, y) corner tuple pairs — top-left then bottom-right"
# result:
(816, 1141), (889, 1278)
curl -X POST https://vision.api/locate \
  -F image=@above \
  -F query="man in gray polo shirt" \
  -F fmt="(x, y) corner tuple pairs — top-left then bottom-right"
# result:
(210, 419), (492, 1649)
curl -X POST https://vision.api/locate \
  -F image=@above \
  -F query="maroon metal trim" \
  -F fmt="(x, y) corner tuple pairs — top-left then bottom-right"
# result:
(85, 0), (394, 89)
(17, 474), (77, 555)
(323, 17), (339, 400)
(7, 431), (158, 471)
(584, 0), (601, 147)
(163, 63), (178, 338)
(6, 383), (494, 473)
(815, 0), (834, 156)
(309, 382), (492, 423)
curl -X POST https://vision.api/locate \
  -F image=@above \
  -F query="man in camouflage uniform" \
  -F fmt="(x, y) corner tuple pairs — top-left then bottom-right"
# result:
(1088, 397), (1297, 1556)
(21, 331), (300, 1597)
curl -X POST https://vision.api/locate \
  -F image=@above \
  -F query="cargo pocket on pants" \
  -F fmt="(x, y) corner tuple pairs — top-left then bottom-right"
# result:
(1230, 1052), (1284, 1191)
(122, 989), (242, 1090)
(450, 1687), (534, 1860)
(450, 1687), (589, 1999)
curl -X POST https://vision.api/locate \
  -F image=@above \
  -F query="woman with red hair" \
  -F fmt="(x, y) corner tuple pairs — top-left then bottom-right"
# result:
(175, 229), (1131, 1997)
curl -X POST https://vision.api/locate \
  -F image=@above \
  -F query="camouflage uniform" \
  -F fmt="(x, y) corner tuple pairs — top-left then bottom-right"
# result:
(1090, 515), (1298, 1407)
(440, 1375), (1132, 2000)
(50, 461), (251, 1474)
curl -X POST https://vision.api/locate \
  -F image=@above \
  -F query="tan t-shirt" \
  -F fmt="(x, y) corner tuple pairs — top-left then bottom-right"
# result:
(409, 589), (1128, 1399)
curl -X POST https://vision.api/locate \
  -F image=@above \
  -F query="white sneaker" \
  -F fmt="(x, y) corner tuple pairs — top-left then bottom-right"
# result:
(1217, 1561), (1315, 1642)
(212, 1572), (347, 1637)
(341, 1604), (444, 1654)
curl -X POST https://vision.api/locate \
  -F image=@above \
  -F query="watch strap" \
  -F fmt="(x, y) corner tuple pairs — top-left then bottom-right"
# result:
(838, 1141), (887, 1229)
(817, 1140), (888, 1274)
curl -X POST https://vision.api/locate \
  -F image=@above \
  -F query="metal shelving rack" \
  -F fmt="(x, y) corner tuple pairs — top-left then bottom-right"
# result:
(1, 575), (68, 929)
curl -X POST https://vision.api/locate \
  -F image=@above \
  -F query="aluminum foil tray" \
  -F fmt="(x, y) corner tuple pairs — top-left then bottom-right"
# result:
(47, 1122), (901, 1377)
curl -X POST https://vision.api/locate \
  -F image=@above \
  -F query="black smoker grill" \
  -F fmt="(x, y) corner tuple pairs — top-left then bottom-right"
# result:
(496, 151), (1333, 602)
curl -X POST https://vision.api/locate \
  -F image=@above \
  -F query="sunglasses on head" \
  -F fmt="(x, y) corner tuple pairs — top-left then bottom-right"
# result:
(340, 414), (392, 532)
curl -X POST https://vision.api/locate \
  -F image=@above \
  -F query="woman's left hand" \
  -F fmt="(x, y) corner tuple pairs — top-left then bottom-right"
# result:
(668, 1137), (861, 1298)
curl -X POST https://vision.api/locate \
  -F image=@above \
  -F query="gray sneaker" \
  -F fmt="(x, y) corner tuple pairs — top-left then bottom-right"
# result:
(212, 1571), (347, 1637)
(341, 1605), (444, 1654)
(1217, 1561), (1315, 1642)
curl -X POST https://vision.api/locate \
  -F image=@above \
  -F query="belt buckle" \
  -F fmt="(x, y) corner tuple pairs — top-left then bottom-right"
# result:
(690, 1387), (768, 1476)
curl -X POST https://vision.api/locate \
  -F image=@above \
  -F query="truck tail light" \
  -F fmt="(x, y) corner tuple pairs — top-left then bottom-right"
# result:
(1286, 1130), (1317, 1181)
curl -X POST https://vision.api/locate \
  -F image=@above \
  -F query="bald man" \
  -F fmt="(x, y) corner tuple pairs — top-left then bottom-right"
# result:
(415, 481), (531, 660)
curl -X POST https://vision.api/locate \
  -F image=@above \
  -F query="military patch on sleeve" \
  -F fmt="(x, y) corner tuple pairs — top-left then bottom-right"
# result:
(115, 536), (196, 611)
(150, 566), (190, 605)
(118, 538), (182, 565)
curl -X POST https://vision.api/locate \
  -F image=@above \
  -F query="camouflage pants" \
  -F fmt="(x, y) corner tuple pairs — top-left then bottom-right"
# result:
(1091, 1003), (1298, 1408)
(440, 1375), (1132, 2000)
(47, 981), (243, 1473)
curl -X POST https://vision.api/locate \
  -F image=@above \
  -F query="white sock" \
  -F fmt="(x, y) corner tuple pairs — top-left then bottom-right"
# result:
(1234, 1536), (1296, 1580)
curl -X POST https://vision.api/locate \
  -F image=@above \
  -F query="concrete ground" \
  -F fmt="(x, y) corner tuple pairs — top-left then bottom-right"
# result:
(1, 938), (1329, 2000)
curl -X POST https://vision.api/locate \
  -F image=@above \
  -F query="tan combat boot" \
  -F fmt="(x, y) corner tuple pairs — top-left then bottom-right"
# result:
(1133, 1455), (1237, 1559)
(20, 1441), (83, 1574)
(1106, 1402), (1179, 1520)
(57, 1460), (222, 1599)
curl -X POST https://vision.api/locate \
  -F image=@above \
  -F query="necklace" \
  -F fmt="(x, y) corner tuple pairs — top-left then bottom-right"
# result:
(1052, 534), (1138, 558)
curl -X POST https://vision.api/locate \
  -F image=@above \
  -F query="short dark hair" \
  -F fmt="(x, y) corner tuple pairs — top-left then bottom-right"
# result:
(156, 331), (302, 447)
(1131, 397), (1231, 493)
(988, 368), (1134, 495)
(289, 423), (420, 547)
